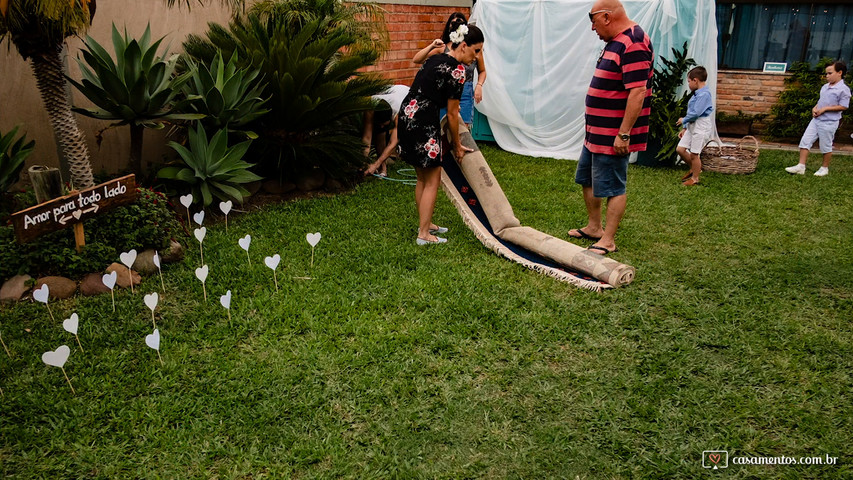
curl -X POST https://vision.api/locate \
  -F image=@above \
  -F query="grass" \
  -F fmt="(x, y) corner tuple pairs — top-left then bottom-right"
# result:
(0, 146), (851, 478)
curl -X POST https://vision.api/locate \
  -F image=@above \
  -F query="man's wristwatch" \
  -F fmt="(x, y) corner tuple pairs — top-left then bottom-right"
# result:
(618, 132), (631, 141)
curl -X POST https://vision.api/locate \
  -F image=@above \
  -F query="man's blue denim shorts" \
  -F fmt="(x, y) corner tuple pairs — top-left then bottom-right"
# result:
(574, 146), (629, 198)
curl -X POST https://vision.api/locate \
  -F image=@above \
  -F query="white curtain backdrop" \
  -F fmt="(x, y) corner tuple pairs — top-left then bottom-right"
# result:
(471, 0), (719, 160)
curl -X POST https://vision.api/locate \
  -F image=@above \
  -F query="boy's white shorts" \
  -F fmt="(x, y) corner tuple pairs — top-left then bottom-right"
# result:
(799, 118), (838, 154)
(678, 116), (714, 154)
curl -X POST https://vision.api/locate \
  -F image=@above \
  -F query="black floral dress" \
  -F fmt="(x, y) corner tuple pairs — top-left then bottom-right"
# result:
(397, 53), (466, 168)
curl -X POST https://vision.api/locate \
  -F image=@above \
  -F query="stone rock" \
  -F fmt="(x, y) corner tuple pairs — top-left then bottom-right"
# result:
(160, 240), (184, 264)
(106, 263), (141, 289)
(245, 180), (262, 196)
(295, 168), (326, 192)
(34, 276), (77, 299)
(80, 273), (111, 297)
(134, 249), (159, 275)
(262, 179), (297, 195)
(323, 177), (344, 193)
(1, 274), (32, 303)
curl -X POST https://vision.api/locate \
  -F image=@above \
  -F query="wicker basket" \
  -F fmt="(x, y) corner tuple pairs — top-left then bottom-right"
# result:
(701, 135), (760, 174)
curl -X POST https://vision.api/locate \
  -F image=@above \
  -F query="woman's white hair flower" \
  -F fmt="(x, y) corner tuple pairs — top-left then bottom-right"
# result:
(449, 24), (469, 44)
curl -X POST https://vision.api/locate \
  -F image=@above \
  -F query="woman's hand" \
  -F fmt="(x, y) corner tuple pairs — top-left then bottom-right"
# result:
(454, 143), (473, 162)
(430, 38), (445, 50)
(474, 84), (483, 103)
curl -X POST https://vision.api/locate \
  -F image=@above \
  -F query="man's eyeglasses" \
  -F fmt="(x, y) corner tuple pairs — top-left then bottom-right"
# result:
(589, 9), (611, 22)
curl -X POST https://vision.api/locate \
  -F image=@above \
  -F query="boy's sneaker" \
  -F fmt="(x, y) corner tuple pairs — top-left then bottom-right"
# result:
(814, 167), (829, 177)
(785, 164), (806, 175)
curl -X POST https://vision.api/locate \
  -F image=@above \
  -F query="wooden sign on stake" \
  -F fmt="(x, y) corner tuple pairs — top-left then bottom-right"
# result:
(11, 175), (137, 249)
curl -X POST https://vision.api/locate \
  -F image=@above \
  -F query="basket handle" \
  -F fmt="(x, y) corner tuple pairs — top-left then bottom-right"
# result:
(738, 135), (760, 152)
(703, 138), (723, 154)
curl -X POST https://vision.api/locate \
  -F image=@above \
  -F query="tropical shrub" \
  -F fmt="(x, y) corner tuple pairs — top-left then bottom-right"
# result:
(0, 125), (35, 193)
(183, 1), (390, 179)
(157, 124), (261, 206)
(767, 58), (839, 140)
(67, 23), (202, 174)
(0, 188), (185, 281)
(181, 50), (269, 136)
(648, 42), (696, 163)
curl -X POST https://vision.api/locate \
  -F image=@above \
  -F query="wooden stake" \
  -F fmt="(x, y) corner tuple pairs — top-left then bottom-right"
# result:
(158, 269), (165, 293)
(61, 367), (76, 395)
(202, 283), (207, 302)
(73, 223), (85, 253)
(273, 271), (279, 291)
(310, 247), (315, 268)
(110, 289), (115, 312)
(151, 310), (158, 330)
(246, 250), (250, 266)
(45, 303), (56, 322)
(74, 335), (84, 353)
(0, 332), (10, 357)
(156, 350), (164, 366)
(128, 269), (134, 294)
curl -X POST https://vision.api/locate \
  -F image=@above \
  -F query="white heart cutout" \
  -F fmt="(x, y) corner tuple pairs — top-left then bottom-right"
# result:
(195, 265), (209, 283)
(63, 313), (79, 335)
(102, 271), (117, 289)
(144, 292), (159, 311)
(193, 210), (205, 226)
(219, 200), (233, 215)
(306, 232), (322, 247)
(238, 235), (251, 252)
(33, 284), (50, 304)
(194, 227), (207, 243)
(72, 209), (82, 220)
(153, 251), (161, 269)
(120, 250), (137, 268)
(42, 345), (70, 368)
(264, 254), (280, 270)
(145, 329), (160, 350)
(180, 194), (193, 208)
(220, 290), (232, 309)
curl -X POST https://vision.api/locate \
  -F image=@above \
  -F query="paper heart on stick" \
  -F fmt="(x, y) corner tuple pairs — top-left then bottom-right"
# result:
(145, 329), (160, 350)
(102, 271), (117, 289)
(306, 232), (322, 247)
(220, 290), (232, 309)
(264, 254), (280, 270)
(180, 194), (193, 208)
(63, 313), (79, 335)
(42, 345), (70, 368)
(120, 250), (137, 268)
(220, 200), (232, 215)
(193, 210), (205, 226)
(239, 235), (251, 251)
(153, 252), (161, 269)
(195, 265), (209, 283)
(144, 292), (159, 311)
(33, 284), (50, 303)
(194, 227), (207, 243)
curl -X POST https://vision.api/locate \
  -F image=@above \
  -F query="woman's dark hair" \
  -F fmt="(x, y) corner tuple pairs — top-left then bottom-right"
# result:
(449, 24), (484, 48)
(441, 12), (467, 43)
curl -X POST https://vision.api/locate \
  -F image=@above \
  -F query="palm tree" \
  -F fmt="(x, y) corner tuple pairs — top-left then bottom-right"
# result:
(0, 0), (244, 189)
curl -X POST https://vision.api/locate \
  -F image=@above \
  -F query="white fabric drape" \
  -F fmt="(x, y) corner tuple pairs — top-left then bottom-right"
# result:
(471, 0), (719, 160)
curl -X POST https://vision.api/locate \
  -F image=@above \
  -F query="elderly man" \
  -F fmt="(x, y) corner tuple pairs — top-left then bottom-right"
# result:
(568, 0), (653, 255)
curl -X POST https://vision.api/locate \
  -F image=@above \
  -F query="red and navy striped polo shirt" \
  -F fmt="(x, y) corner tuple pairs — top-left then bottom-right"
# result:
(584, 25), (654, 155)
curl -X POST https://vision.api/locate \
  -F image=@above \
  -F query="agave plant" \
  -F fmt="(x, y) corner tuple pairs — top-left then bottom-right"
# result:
(181, 50), (269, 136)
(67, 23), (202, 175)
(183, 6), (390, 178)
(157, 124), (261, 206)
(0, 125), (35, 193)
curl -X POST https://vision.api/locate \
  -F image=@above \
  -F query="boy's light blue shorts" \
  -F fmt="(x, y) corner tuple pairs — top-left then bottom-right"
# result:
(799, 118), (839, 154)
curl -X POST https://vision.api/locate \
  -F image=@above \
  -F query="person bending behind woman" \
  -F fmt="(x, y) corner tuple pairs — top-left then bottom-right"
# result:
(413, 13), (487, 130)
(398, 23), (484, 245)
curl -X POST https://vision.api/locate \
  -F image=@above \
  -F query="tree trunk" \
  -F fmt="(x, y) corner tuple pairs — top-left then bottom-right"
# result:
(129, 124), (144, 175)
(28, 166), (64, 203)
(31, 43), (95, 189)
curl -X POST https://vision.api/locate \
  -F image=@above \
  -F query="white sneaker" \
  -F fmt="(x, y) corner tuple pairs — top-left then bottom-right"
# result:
(785, 164), (806, 175)
(814, 167), (829, 177)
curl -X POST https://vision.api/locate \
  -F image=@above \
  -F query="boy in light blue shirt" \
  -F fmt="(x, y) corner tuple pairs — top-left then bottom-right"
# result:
(676, 66), (714, 186)
(785, 61), (851, 177)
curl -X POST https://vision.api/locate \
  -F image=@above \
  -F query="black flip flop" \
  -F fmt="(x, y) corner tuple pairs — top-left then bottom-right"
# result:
(568, 228), (602, 241)
(588, 245), (618, 256)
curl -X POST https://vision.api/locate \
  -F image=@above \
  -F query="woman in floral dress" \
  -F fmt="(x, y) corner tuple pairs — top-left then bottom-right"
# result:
(398, 23), (484, 245)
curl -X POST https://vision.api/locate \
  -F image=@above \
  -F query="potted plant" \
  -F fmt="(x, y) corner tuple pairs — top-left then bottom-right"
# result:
(636, 42), (695, 167)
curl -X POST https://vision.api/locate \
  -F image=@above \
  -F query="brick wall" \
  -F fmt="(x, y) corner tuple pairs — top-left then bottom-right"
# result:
(716, 69), (789, 133)
(362, 3), (470, 85)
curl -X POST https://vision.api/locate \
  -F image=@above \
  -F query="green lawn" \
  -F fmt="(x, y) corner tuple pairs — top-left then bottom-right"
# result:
(1, 146), (851, 478)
